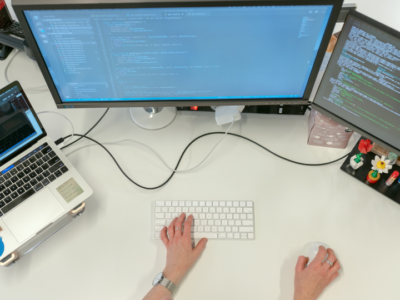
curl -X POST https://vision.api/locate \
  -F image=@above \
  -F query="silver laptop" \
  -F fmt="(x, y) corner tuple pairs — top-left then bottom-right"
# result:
(0, 81), (93, 261)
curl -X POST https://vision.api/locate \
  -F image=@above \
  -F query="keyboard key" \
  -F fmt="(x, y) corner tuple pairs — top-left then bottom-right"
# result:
(4, 196), (11, 204)
(241, 233), (248, 239)
(17, 187), (25, 194)
(0, 201), (4, 208)
(30, 179), (38, 186)
(10, 169), (18, 176)
(2, 189), (35, 214)
(192, 233), (218, 239)
(16, 165), (24, 171)
(29, 157), (37, 163)
(155, 219), (166, 226)
(30, 163), (38, 170)
(240, 201), (246, 207)
(49, 160), (65, 173)
(246, 202), (253, 207)
(155, 213), (165, 219)
(42, 163), (49, 170)
(43, 170), (50, 177)
(35, 152), (43, 159)
(242, 220), (254, 226)
(35, 167), (43, 174)
(29, 172), (37, 179)
(17, 172), (25, 179)
(10, 185), (17, 192)
(54, 170), (63, 177)
(10, 176), (18, 183)
(0, 185), (4, 191)
(3, 173), (11, 180)
(61, 166), (69, 173)
(36, 159), (44, 166)
(22, 176), (30, 183)
(48, 156), (60, 166)
(244, 208), (253, 213)
(3, 190), (10, 196)
(248, 233), (254, 239)
(49, 151), (57, 158)
(23, 167), (31, 174)
(0, 193), (4, 200)
(43, 155), (50, 162)
(23, 183), (30, 190)
(42, 178), (50, 186)
(22, 161), (30, 167)
(36, 174), (44, 182)
(41, 146), (52, 155)
(239, 227), (253, 233)
(4, 180), (11, 187)
(34, 183), (43, 192)
(11, 192), (18, 199)
(16, 180), (24, 187)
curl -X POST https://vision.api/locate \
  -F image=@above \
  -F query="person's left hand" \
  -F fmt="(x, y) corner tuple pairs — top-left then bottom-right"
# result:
(161, 213), (208, 285)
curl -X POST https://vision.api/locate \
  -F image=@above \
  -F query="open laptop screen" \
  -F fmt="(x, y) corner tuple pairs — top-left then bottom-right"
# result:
(0, 84), (43, 161)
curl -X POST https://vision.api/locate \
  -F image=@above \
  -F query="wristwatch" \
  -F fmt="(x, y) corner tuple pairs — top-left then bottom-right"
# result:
(152, 272), (177, 294)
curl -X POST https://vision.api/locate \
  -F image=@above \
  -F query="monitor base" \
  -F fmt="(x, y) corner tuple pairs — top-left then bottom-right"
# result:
(129, 107), (177, 130)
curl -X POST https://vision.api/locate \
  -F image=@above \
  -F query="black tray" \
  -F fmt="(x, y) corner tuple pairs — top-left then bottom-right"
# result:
(341, 138), (400, 204)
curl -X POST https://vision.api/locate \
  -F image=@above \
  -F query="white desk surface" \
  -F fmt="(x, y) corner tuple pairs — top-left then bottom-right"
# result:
(1, 1), (400, 299)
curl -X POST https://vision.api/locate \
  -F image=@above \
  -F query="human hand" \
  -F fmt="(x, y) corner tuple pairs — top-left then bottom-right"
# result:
(160, 213), (208, 285)
(294, 246), (341, 300)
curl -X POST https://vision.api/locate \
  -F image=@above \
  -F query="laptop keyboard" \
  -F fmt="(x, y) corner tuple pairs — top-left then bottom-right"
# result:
(0, 143), (69, 217)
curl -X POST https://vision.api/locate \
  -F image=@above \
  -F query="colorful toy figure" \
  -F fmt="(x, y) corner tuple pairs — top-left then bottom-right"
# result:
(350, 139), (373, 170)
(366, 155), (393, 184)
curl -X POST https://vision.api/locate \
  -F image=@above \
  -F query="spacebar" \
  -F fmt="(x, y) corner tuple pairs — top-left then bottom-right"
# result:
(192, 233), (218, 239)
(2, 189), (36, 214)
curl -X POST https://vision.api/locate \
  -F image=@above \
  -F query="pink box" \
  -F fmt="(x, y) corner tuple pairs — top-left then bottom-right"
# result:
(308, 109), (354, 149)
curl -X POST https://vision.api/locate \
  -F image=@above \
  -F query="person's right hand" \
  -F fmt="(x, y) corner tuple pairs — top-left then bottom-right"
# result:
(160, 213), (208, 285)
(293, 246), (341, 300)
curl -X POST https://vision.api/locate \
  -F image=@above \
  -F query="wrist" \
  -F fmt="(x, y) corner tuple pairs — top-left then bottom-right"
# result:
(163, 268), (183, 285)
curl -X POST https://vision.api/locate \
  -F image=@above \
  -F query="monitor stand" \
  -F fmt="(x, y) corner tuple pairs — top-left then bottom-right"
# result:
(129, 107), (177, 130)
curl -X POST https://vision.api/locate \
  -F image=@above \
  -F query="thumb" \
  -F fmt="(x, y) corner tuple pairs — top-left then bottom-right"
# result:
(193, 238), (208, 258)
(295, 256), (309, 273)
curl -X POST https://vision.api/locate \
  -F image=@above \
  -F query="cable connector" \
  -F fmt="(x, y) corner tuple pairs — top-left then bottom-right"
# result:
(54, 137), (65, 148)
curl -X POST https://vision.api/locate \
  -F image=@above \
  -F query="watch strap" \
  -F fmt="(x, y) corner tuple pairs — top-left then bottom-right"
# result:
(159, 277), (177, 294)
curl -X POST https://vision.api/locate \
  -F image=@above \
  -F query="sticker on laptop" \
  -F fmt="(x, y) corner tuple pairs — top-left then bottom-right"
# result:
(0, 237), (4, 256)
(56, 178), (84, 203)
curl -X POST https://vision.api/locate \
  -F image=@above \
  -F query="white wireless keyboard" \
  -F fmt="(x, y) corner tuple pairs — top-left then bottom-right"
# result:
(153, 201), (255, 240)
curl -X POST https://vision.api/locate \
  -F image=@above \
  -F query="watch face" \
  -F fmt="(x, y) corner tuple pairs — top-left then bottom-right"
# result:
(152, 272), (163, 286)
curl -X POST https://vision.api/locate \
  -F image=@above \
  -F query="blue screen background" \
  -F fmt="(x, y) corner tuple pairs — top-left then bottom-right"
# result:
(25, 6), (332, 103)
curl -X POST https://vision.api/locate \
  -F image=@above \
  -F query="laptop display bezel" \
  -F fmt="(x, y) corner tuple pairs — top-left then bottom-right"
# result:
(0, 81), (47, 167)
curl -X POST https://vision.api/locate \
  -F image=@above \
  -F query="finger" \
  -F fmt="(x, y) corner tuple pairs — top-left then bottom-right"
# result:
(328, 260), (341, 277)
(328, 272), (339, 284)
(168, 217), (178, 240)
(174, 213), (186, 237)
(193, 238), (208, 258)
(183, 214), (193, 239)
(323, 248), (337, 270)
(295, 256), (309, 273)
(160, 226), (169, 247)
(314, 246), (328, 264)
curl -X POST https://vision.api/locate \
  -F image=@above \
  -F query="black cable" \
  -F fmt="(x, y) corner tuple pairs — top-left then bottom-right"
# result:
(62, 132), (350, 190)
(61, 108), (109, 150)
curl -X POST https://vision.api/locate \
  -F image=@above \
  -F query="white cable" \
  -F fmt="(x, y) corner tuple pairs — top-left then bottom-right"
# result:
(65, 121), (235, 173)
(4, 49), (48, 92)
(37, 111), (74, 143)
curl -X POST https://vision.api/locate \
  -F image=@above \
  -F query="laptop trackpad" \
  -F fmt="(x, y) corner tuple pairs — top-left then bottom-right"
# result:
(3, 189), (66, 243)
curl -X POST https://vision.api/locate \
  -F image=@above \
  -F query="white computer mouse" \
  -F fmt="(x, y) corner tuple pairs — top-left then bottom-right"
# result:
(307, 242), (330, 265)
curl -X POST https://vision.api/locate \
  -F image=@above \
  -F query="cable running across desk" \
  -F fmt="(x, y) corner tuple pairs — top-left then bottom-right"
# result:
(62, 132), (350, 190)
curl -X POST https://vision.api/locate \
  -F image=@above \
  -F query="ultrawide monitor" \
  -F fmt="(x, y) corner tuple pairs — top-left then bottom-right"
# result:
(312, 10), (400, 154)
(13, 0), (343, 109)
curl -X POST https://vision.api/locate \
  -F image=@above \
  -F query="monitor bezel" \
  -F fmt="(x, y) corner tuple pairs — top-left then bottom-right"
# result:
(0, 81), (47, 167)
(311, 9), (400, 155)
(14, 0), (343, 109)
